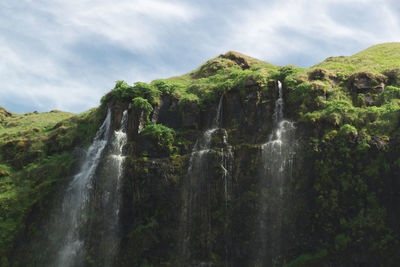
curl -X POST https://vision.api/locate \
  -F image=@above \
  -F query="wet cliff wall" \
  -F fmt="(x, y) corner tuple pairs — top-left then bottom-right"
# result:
(2, 45), (400, 266)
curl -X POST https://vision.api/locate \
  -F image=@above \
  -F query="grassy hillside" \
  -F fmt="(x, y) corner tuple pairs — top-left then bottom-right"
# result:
(0, 107), (102, 262)
(312, 43), (400, 74)
(1, 43), (400, 265)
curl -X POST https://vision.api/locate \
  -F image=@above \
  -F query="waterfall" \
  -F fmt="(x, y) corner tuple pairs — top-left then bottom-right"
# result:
(254, 81), (296, 266)
(97, 109), (128, 267)
(221, 128), (233, 267)
(53, 108), (112, 267)
(180, 95), (233, 266)
(34, 108), (129, 267)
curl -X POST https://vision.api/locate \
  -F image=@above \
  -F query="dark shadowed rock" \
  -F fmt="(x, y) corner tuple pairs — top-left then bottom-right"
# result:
(383, 68), (400, 86)
(308, 68), (329, 81)
(368, 135), (386, 151)
(348, 72), (387, 94)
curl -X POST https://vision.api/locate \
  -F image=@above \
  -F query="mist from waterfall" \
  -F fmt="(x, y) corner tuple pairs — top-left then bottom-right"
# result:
(254, 81), (296, 266)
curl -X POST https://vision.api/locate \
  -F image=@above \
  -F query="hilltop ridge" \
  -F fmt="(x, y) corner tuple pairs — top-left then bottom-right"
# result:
(312, 42), (400, 73)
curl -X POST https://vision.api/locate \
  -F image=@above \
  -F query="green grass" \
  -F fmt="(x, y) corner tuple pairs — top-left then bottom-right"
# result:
(0, 153), (75, 258)
(312, 43), (400, 74)
(1, 42), (400, 263)
(0, 106), (102, 259)
(0, 110), (74, 142)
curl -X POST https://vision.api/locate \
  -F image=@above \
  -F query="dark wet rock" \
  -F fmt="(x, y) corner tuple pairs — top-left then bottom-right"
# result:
(368, 135), (386, 151)
(182, 100), (199, 129)
(364, 94), (375, 106)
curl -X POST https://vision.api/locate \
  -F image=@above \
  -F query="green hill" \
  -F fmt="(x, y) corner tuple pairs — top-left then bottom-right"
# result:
(1, 43), (400, 266)
(312, 42), (400, 74)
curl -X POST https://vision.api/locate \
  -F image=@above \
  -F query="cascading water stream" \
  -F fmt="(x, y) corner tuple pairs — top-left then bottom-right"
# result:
(180, 95), (233, 266)
(254, 81), (296, 266)
(220, 128), (233, 267)
(97, 109), (128, 267)
(52, 108), (112, 267)
(36, 108), (129, 267)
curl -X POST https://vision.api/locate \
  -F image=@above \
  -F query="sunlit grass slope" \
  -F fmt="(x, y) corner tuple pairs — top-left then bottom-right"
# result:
(0, 107), (102, 261)
(312, 42), (400, 74)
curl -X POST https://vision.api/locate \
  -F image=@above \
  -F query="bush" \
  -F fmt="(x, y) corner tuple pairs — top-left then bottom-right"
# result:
(112, 80), (135, 99)
(132, 97), (153, 122)
(105, 81), (162, 105)
(379, 86), (400, 104)
(131, 82), (161, 105)
(339, 124), (358, 136)
(141, 124), (175, 152)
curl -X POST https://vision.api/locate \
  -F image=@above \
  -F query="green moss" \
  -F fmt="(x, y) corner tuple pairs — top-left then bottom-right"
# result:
(338, 124), (358, 136)
(334, 233), (351, 251)
(379, 86), (400, 103)
(3, 43), (400, 265)
(0, 153), (75, 257)
(132, 97), (153, 122)
(284, 249), (327, 267)
(104, 80), (161, 106)
(0, 106), (102, 259)
(141, 123), (176, 153)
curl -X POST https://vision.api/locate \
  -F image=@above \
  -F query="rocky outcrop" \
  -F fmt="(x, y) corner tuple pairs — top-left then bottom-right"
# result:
(383, 68), (400, 86)
(220, 51), (251, 70)
(348, 72), (387, 94)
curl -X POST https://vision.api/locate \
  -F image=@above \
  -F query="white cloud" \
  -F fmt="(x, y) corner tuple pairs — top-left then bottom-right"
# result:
(222, 0), (400, 65)
(37, 0), (198, 51)
(0, 0), (198, 112)
(0, 0), (399, 113)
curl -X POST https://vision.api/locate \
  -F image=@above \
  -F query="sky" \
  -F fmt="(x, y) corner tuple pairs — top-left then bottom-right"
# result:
(0, 0), (399, 113)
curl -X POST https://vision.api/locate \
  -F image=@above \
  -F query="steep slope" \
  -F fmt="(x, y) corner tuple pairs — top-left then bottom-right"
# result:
(0, 107), (103, 265)
(1, 44), (400, 266)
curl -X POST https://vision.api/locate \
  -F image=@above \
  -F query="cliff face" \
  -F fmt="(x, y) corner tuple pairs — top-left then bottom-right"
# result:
(2, 44), (400, 266)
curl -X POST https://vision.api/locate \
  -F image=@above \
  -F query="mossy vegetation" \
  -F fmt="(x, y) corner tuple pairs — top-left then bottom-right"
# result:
(312, 42), (400, 74)
(140, 123), (176, 155)
(2, 43), (400, 266)
(104, 51), (278, 112)
(0, 106), (103, 261)
(93, 44), (400, 265)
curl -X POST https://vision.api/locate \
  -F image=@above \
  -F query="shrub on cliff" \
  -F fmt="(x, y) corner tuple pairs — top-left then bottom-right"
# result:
(140, 123), (175, 154)
(132, 97), (153, 122)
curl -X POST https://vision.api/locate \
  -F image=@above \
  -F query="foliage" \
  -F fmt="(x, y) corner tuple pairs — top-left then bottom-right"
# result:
(141, 123), (176, 152)
(105, 80), (161, 106)
(285, 249), (327, 267)
(300, 130), (400, 265)
(3, 44), (400, 265)
(0, 106), (102, 259)
(101, 52), (279, 111)
(132, 97), (153, 122)
(338, 124), (358, 136)
(378, 85), (400, 103)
